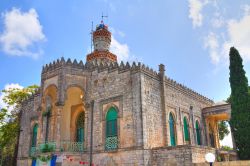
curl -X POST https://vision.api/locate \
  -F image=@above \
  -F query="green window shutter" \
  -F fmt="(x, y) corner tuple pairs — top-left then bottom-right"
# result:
(183, 117), (190, 141)
(106, 108), (118, 137)
(32, 124), (38, 147)
(106, 107), (118, 121)
(105, 107), (118, 150)
(169, 113), (176, 146)
(196, 121), (201, 145)
(76, 112), (85, 142)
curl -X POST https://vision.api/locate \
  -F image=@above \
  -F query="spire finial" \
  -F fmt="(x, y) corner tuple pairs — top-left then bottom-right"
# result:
(101, 12), (108, 23)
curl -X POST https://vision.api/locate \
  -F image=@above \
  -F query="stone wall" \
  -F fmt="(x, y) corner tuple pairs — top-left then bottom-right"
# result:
(194, 160), (250, 166)
(17, 59), (216, 165)
(164, 78), (213, 146)
(86, 68), (138, 151)
(151, 145), (215, 166)
(141, 73), (164, 148)
(17, 93), (40, 165)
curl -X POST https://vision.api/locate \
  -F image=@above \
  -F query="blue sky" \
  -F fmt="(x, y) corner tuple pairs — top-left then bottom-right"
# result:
(1, 0), (250, 105)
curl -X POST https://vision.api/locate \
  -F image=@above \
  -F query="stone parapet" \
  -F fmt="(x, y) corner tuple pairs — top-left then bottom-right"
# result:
(165, 76), (213, 105)
(41, 57), (212, 105)
(151, 145), (216, 165)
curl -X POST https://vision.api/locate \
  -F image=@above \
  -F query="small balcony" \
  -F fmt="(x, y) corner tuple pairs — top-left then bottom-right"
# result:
(60, 141), (85, 152)
(29, 141), (85, 156)
(105, 136), (118, 151)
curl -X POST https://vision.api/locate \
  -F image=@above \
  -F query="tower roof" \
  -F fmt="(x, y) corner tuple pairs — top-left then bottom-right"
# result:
(93, 22), (111, 41)
(86, 21), (117, 63)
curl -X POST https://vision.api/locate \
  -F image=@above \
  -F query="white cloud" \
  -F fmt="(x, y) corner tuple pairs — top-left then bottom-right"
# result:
(117, 30), (125, 38)
(0, 83), (23, 110)
(242, 4), (250, 16)
(188, 0), (206, 28)
(204, 32), (220, 64)
(222, 13), (250, 62)
(203, 5), (250, 65)
(0, 8), (45, 58)
(211, 18), (224, 28)
(109, 27), (126, 38)
(211, 12), (224, 28)
(109, 27), (139, 62)
(110, 36), (130, 62)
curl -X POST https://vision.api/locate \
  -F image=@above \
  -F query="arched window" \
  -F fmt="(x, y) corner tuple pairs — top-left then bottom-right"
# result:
(196, 120), (201, 145)
(76, 112), (85, 142)
(45, 96), (52, 142)
(30, 124), (38, 156)
(105, 107), (118, 150)
(183, 117), (190, 141)
(169, 113), (176, 146)
(32, 124), (38, 147)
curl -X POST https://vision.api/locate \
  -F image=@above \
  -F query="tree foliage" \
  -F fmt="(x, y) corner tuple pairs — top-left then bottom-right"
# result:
(0, 85), (39, 166)
(218, 121), (230, 141)
(221, 145), (233, 151)
(229, 47), (250, 159)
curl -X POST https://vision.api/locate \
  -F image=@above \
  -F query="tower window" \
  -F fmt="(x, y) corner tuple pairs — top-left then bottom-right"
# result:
(105, 107), (118, 150)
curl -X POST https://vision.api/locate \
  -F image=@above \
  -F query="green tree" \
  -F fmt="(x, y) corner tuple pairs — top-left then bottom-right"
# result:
(218, 121), (230, 141)
(229, 47), (250, 159)
(0, 85), (39, 166)
(221, 145), (233, 151)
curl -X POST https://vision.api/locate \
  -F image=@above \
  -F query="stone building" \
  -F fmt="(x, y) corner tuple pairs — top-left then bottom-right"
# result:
(17, 21), (234, 166)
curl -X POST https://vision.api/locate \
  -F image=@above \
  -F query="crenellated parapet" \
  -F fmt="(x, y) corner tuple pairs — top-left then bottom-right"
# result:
(165, 76), (213, 105)
(42, 57), (85, 73)
(41, 57), (212, 104)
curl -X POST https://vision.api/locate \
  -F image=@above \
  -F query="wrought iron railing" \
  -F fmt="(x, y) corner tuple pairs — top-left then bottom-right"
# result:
(60, 141), (85, 152)
(29, 141), (56, 156)
(29, 141), (86, 156)
(30, 146), (37, 156)
(105, 136), (118, 150)
(39, 142), (56, 153)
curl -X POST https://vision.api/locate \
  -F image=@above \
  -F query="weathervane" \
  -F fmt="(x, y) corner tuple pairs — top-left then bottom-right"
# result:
(101, 12), (108, 23)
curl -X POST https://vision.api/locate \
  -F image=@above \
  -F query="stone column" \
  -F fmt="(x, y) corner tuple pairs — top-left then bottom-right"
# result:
(202, 115), (208, 146)
(205, 118), (211, 147)
(214, 120), (220, 149)
(89, 100), (94, 166)
(190, 106), (196, 145)
(159, 64), (167, 146)
(55, 104), (64, 151)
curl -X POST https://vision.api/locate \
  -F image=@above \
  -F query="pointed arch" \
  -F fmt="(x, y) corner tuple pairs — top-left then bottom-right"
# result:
(169, 112), (176, 146)
(196, 120), (202, 145)
(105, 107), (118, 150)
(32, 124), (38, 147)
(183, 117), (190, 141)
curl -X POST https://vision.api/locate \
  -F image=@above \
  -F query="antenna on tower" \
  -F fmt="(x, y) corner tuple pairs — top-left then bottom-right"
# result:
(90, 21), (93, 53)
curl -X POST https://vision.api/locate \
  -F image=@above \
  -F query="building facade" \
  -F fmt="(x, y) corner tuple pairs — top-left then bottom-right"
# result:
(17, 22), (233, 166)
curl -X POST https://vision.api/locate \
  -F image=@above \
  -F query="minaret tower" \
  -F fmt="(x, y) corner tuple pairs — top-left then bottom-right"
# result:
(86, 21), (117, 62)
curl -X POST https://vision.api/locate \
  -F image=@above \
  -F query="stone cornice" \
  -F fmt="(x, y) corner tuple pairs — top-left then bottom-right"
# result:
(202, 103), (231, 116)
